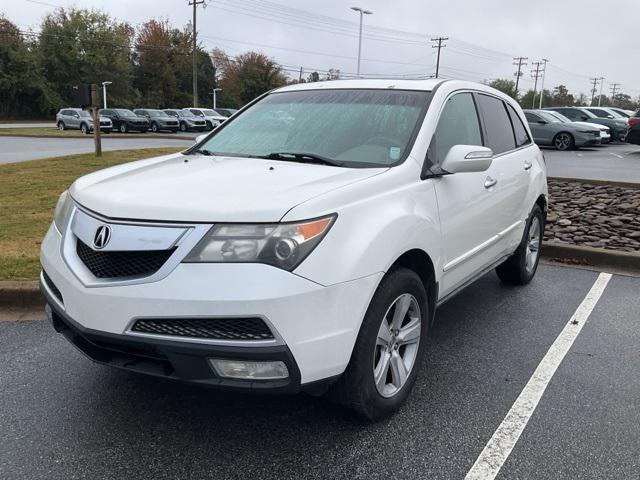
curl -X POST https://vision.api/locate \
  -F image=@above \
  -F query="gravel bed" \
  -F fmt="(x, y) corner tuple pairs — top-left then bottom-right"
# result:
(544, 179), (640, 252)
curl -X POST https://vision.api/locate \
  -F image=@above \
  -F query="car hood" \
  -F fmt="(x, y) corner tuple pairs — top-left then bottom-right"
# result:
(70, 153), (386, 222)
(571, 121), (608, 131)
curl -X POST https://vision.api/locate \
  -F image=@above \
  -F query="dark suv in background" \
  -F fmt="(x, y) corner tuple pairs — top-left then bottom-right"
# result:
(133, 109), (180, 133)
(100, 109), (150, 133)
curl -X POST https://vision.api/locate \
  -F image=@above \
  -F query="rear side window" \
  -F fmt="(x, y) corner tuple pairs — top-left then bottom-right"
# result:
(431, 92), (483, 165)
(476, 94), (516, 154)
(524, 112), (539, 122)
(507, 105), (531, 147)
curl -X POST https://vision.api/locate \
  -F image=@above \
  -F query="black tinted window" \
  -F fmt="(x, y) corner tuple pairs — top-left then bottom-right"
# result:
(588, 108), (610, 118)
(508, 105), (531, 147)
(431, 92), (483, 165)
(557, 109), (580, 121)
(101, 109), (113, 116)
(476, 94), (516, 154)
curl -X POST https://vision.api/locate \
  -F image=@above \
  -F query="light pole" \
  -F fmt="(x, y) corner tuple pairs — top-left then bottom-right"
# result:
(101, 81), (112, 109)
(350, 6), (372, 78)
(211, 88), (222, 109)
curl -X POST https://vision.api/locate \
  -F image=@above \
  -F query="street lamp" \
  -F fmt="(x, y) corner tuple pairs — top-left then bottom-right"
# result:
(350, 6), (372, 78)
(101, 81), (112, 109)
(211, 88), (222, 109)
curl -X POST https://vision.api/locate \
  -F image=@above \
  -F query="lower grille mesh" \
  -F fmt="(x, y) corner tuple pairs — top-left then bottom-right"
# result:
(131, 317), (275, 341)
(76, 239), (175, 279)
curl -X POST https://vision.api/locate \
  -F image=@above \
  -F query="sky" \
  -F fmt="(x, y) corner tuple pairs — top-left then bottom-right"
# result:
(4, 0), (639, 99)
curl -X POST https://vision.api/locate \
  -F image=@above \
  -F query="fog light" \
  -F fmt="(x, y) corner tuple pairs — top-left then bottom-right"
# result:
(208, 358), (289, 380)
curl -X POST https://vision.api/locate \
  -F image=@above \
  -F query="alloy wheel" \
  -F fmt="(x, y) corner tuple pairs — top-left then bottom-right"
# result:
(554, 133), (572, 150)
(373, 293), (421, 398)
(525, 216), (541, 273)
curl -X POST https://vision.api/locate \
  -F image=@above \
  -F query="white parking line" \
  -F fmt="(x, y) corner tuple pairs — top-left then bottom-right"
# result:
(465, 272), (612, 480)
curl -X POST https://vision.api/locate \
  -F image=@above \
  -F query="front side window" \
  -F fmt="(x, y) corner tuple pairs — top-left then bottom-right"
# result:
(476, 94), (516, 155)
(508, 105), (532, 147)
(524, 112), (540, 122)
(430, 92), (483, 165)
(588, 108), (612, 118)
(180, 110), (196, 118)
(198, 89), (430, 167)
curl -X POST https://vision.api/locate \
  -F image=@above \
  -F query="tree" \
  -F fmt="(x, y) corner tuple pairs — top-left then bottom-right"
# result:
(307, 71), (320, 83)
(213, 49), (288, 107)
(488, 78), (517, 99)
(549, 85), (574, 107)
(518, 89), (537, 109)
(325, 68), (340, 81)
(38, 8), (136, 108)
(0, 17), (59, 118)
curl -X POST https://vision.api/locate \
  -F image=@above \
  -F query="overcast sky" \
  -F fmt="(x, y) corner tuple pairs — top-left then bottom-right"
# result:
(4, 0), (639, 99)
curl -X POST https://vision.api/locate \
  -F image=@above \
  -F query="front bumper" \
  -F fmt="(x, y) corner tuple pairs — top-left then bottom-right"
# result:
(40, 222), (380, 387)
(574, 133), (600, 147)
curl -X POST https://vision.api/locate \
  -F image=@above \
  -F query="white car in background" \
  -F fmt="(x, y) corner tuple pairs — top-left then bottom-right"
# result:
(186, 107), (227, 130)
(543, 110), (611, 143)
(40, 79), (547, 420)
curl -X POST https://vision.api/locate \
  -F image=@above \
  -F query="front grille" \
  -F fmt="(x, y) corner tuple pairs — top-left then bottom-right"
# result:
(167, 121), (178, 126)
(131, 317), (275, 341)
(76, 239), (175, 279)
(195, 121), (205, 125)
(43, 270), (63, 304)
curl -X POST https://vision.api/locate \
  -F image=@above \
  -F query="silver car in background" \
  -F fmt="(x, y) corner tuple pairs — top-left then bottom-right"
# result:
(56, 108), (113, 134)
(542, 110), (611, 143)
(523, 109), (600, 150)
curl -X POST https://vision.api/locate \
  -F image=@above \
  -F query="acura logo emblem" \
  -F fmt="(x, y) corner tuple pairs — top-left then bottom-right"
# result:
(93, 225), (111, 249)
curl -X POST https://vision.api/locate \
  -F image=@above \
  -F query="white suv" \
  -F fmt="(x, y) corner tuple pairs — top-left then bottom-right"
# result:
(41, 79), (547, 420)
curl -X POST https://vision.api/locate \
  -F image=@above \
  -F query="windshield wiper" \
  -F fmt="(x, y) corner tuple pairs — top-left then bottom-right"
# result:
(265, 152), (345, 167)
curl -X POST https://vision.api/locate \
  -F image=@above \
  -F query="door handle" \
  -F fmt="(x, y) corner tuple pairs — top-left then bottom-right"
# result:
(524, 159), (533, 170)
(484, 176), (498, 189)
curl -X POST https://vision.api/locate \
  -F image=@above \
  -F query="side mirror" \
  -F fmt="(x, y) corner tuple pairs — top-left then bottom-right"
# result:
(74, 114), (80, 118)
(607, 115), (614, 119)
(441, 145), (493, 174)
(194, 134), (208, 144)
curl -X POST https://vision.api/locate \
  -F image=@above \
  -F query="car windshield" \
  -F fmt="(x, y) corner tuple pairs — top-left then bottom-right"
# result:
(180, 110), (196, 118)
(77, 111), (91, 118)
(198, 89), (430, 167)
(201, 109), (218, 116)
(537, 111), (562, 123)
(546, 111), (572, 123)
(115, 109), (137, 117)
(148, 110), (169, 118)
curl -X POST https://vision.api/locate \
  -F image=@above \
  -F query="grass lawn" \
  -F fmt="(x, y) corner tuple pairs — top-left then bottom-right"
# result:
(0, 127), (168, 138)
(0, 147), (182, 281)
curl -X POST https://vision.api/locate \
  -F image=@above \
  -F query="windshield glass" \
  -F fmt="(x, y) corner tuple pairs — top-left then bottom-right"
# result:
(201, 109), (218, 116)
(148, 110), (169, 118)
(180, 110), (196, 118)
(78, 111), (91, 118)
(115, 109), (136, 117)
(538, 111), (562, 123)
(199, 89), (430, 167)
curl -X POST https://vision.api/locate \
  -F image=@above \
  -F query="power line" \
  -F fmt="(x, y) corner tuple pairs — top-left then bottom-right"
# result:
(431, 37), (448, 79)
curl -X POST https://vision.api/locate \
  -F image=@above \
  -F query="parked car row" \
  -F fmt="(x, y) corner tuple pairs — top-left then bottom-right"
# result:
(55, 107), (238, 134)
(523, 106), (632, 150)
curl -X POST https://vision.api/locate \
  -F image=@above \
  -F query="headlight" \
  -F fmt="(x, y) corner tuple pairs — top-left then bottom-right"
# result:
(183, 215), (336, 271)
(53, 190), (74, 231)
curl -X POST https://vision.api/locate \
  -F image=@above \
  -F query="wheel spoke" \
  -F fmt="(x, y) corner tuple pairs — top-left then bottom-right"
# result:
(390, 351), (408, 388)
(376, 320), (392, 347)
(391, 295), (411, 330)
(374, 351), (391, 391)
(396, 319), (421, 345)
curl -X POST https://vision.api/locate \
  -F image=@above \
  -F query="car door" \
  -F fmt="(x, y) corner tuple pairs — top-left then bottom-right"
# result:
(67, 110), (79, 129)
(430, 92), (508, 296)
(475, 94), (531, 252)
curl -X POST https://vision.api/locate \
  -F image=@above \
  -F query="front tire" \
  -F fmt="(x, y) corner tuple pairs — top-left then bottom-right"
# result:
(151, 122), (159, 133)
(119, 123), (128, 133)
(180, 122), (188, 132)
(496, 204), (544, 285)
(553, 132), (574, 151)
(80, 123), (89, 134)
(328, 268), (429, 421)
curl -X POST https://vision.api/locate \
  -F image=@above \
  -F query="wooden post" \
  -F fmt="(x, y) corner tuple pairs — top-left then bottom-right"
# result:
(90, 84), (102, 157)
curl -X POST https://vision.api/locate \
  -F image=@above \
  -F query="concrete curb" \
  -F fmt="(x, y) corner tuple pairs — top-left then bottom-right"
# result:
(2, 241), (638, 310)
(0, 133), (196, 141)
(541, 241), (640, 275)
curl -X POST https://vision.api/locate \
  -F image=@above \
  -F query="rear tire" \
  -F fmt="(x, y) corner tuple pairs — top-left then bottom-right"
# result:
(328, 268), (429, 421)
(57, 121), (66, 131)
(496, 205), (545, 285)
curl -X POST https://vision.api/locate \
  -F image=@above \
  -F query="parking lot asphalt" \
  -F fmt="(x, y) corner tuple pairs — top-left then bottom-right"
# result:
(0, 136), (195, 164)
(544, 143), (640, 183)
(1, 264), (637, 479)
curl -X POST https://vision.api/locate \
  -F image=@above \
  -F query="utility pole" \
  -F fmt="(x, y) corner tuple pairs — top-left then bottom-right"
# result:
(597, 76), (605, 107)
(589, 77), (600, 106)
(531, 61), (544, 108)
(610, 83), (621, 106)
(431, 37), (448, 79)
(350, 7), (373, 78)
(538, 58), (548, 109)
(89, 84), (101, 157)
(189, 0), (206, 107)
(513, 56), (528, 98)
(299, 66), (303, 83)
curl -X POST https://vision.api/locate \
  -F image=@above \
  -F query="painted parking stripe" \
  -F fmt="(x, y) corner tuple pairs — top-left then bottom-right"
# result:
(465, 272), (612, 480)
